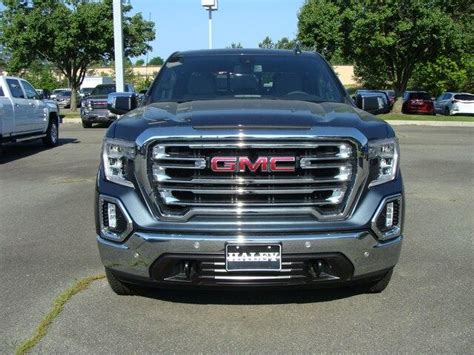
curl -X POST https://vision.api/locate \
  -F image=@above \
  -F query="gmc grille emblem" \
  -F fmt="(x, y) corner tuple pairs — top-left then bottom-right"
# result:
(210, 156), (296, 172)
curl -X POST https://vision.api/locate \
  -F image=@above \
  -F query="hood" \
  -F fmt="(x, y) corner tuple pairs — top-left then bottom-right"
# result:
(112, 99), (394, 143)
(87, 95), (109, 101)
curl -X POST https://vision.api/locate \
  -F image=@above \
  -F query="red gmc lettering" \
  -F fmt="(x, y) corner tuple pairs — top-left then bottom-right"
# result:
(211, 156), (295, 172)
(211, 157), (236, 172)
(238, 157), (268, 172)
(270, 157), (296, 172)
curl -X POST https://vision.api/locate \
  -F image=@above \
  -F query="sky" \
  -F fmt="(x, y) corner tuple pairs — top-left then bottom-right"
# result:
(130, 0), (305, 61)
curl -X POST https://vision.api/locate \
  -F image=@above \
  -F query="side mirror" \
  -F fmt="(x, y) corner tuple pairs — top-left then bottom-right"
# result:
(107, 92), (138, 115)
(355, 93), (387, 115)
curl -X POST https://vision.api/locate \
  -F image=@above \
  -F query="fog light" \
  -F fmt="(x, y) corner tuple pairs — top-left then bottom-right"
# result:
(107, 203), (117, 229)
(372, 195), (402, 240)
(99, 196), (133, 242)
(385, 202), (394, 228)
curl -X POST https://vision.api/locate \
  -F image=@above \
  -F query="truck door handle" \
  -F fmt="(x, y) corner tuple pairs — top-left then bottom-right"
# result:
(15, 103), (20, 108)
(29, 103), (36, 108)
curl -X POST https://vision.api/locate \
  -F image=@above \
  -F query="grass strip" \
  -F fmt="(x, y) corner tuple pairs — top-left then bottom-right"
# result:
(380, 113), (474, 122)
(15, 274), (105, 355)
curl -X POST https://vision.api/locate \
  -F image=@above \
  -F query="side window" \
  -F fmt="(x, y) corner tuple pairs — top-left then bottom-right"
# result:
(0, 84), (4, 96)
(6, 79), (25, 99)
(21, 80), (39, 99)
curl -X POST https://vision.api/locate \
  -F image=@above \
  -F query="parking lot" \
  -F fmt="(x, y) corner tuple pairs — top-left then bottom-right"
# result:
(1, 123), (473, 353)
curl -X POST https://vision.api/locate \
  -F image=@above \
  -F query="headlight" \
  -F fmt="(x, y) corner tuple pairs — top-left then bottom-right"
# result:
(368, 138), (399, 187)
(102, 138), (136, 188)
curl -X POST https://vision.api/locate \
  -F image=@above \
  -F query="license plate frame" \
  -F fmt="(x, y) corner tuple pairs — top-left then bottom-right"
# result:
(225, 243), (282, 272)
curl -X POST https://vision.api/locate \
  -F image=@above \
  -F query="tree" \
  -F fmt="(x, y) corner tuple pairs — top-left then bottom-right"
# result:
(135, 59), (145, 66)
(22, 61), (66, 91)
(259, 36), (298, 50)
(410, 55), (472, 96)
(275, 37), (297, 50)
(227, 42), (243, 49)
(258, 36), (275, 49)
(350, 2), (463, 96)
(148, 56), (164, 66)
(297, 0), (344, 61)
(1, 0), (155, 110)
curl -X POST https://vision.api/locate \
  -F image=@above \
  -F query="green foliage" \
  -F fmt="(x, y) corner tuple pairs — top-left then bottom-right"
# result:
(1, 0), (155, 109)
(148, 56), (164, 66)
(350, 2), (463, 95)
(22, 61), (66, 91)
(258, 36), (297, 50)
(227, 42), (243, 49)
(133, 76), (152, 92)
(297, 0), (343, 61)
(258, 36), (274, 49)
(275, 37), (296, 50)
(135, 59), (145, 66)
(296, 0), (473, 95)
(410, 56), (471, 96)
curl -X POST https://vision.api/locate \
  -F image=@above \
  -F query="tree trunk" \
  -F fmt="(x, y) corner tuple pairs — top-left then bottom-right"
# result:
(70, 84), (78, 112)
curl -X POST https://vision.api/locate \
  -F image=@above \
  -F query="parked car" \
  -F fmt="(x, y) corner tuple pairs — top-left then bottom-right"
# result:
(0, 75), (60, 150)
(353, 91), (390, 114)
(379, 90), (396, 108)
(79, 87), (94, 99)
(36, 88), (51, 99)
(54, 90), (72, 108)
(435, 92), (474, 116)
(50, 88), (70, 100)
(80, 83), (135, 128)
(402, 91), (435, 115)
(97, 49), (404, 295)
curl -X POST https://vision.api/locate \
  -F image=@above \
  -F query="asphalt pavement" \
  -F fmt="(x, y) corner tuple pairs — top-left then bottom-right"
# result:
(0, 124), (473, 353)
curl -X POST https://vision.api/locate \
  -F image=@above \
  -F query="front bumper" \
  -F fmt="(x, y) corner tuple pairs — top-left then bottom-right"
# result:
(97, 230), (402, 287)
(81, 108), (117, 123)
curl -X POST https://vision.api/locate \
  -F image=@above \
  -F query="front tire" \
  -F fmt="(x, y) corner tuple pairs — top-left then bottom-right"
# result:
(105, 269), (134, 296)
(42, 118), (59, 147)
(365, 269), (394, 293)
(82, 121), (92, 128)
(444, 107), (451, 116)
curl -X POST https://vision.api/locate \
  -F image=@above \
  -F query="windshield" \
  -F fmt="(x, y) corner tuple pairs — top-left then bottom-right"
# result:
(58, 91), (71, 97)
(91, 85), (116, 96)
(454, 94), (474, 101)
(149, 54), (345, 103)
(409, 92), (431, 100)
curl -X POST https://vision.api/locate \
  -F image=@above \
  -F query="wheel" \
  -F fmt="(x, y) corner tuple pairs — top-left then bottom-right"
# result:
(82, 121), (92, 128)
(365, 268), (393, 293)
(444, 107), (451, 116)
(42, 118), (59, 147)
(105, 269), (134, 296)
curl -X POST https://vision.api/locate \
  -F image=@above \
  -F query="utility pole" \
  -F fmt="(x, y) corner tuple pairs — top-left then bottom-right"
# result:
(113, 0), (125, 92)
(201, 0), (218, 49)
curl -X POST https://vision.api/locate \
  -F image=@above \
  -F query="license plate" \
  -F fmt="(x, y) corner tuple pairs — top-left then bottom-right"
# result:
(226, 244), (281, 271)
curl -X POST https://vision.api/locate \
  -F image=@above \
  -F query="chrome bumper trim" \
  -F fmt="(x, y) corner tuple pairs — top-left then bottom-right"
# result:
(97, 231), (402, 280)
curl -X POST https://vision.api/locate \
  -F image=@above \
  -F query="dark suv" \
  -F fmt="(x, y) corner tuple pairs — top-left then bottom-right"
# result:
(80, 83), (135, 128)
(96, 49), (404, 295)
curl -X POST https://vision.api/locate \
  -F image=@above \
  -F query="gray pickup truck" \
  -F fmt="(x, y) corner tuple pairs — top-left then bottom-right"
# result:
(80, 83), (135, 128)
(96, 49), (404, 296)
(0, 75), (60, 150)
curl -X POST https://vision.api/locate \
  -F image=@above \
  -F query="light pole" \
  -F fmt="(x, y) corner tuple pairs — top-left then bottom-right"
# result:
(113, 0), (125, 92)
(201, 0), (218, 49)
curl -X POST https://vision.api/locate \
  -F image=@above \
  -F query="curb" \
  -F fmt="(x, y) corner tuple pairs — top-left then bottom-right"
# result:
(385, 120), (474, 127)
(62, 118), (474, 127)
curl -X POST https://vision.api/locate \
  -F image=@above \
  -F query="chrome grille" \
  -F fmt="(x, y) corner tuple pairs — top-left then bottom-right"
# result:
(146, 140), (362, 220)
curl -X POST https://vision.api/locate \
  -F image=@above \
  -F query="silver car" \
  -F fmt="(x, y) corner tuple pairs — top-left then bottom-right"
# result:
(435, 92), (474, 116)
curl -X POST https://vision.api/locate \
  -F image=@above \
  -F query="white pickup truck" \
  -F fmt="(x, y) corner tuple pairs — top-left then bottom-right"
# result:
(0, 75), (60, 149)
